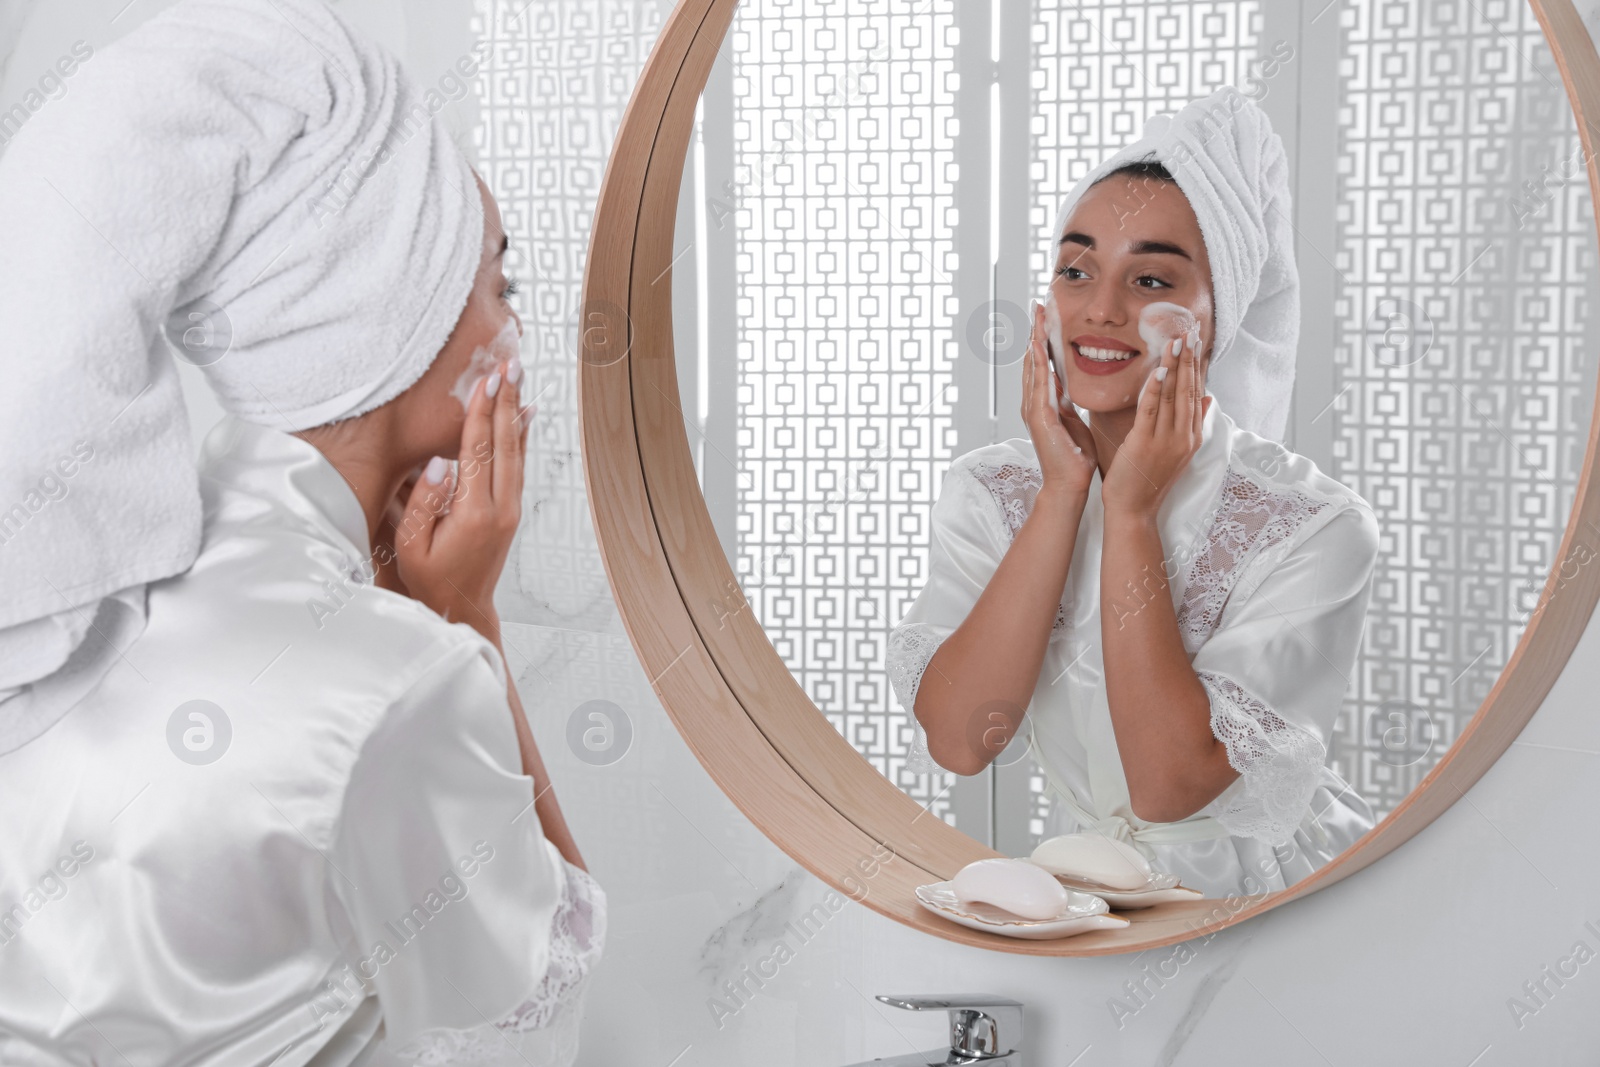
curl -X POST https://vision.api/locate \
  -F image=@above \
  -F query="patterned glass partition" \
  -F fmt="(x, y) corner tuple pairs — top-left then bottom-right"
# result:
(724, 1), (962, 821)
(1328, 0), (1596, 818)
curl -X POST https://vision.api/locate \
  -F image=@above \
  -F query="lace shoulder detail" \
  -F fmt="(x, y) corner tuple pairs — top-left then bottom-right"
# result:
(388, 859), (607, 1065)
(965, 456), (1044, 540)
(1176, 467), (1337, 654)
(960, 456), (1071, 635)
(1197, 670), (1326, 847)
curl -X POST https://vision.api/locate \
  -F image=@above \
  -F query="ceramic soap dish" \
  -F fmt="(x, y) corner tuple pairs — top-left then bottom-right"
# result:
(1029, 832), (1202, 910)
(1047, 870), (1202, 910)
(914, 880), (1131, 940)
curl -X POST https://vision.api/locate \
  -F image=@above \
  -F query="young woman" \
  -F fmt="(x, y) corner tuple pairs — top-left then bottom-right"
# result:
(887, 87), (1379, 899)
(0, 0), (601, 1062)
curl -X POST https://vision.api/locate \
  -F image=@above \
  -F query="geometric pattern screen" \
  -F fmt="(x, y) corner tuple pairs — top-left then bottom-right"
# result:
(1328, 0), (1595, 818)
(728, 1), (962, 822)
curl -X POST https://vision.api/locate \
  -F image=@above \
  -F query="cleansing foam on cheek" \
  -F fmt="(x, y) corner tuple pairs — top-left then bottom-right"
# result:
(1137, 301), (1202, 362)
(1132, 302), (1206, 406)
(450, 317), (522, 410)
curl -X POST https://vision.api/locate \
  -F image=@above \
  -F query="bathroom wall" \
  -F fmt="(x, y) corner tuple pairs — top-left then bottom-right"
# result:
(6, 0), (1600, 1063)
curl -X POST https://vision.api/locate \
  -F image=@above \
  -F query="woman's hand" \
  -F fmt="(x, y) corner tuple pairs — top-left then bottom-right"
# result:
(391, 359), (532, 640)
(1023, 299), (1098, 499)
(1100, 333), (1212, 519)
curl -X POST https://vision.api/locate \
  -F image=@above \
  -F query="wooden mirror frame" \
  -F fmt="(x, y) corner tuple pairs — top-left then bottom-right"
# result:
(577, 0), (1600, 954)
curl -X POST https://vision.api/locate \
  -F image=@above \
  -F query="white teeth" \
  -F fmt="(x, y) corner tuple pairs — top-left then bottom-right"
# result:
(1076, 344), (1136, 362)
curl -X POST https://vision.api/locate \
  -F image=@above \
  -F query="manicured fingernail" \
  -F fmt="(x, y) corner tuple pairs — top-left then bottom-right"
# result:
(507, 360), (523, 384)
(1155, 366), (1168, 382)
(485, 371), (502, 398)
(1172, 338), (1182, 356)
(424, 456), (448, 484)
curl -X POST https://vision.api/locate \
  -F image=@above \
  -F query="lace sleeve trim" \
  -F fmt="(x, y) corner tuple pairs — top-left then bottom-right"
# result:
(387, 859), (608, 1064)
(887, 622), (943, 774)
(966, 457), (1044, 541)
(1176, 468), (1338, 654)
(1198, 669), (1326, 848)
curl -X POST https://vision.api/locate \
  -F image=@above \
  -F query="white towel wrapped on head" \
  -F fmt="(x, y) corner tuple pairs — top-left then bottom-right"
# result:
(0, 0), (484, 750)
(1049, 85), (1300, 444)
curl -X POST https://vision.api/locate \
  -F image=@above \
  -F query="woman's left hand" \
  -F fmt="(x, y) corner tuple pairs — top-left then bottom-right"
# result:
(390, 359), (532, 634)
(1100, 334), (1212, 519)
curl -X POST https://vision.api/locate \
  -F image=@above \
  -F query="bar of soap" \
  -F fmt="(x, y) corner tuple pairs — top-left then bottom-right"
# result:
(950, 858), (1069, 921)
(1030, 833), (1153, 890)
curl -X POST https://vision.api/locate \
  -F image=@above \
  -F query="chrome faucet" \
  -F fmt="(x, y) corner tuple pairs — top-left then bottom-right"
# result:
(841, 994), (1024, 1066)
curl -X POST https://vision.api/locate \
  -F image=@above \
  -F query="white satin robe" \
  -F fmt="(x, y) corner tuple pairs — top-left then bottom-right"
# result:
(887, 396), (1380, 899)
(0, 418), (604, 1065)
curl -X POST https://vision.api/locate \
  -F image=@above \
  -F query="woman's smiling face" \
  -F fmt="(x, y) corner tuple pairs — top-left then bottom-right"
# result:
(1049, 171), (1215, 413)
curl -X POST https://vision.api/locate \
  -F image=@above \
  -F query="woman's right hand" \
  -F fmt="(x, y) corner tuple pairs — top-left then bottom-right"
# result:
(1023, 299), (1098, 498)
(392, 358), (532, 641)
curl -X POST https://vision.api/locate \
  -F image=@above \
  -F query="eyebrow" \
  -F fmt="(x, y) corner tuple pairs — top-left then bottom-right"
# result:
(1059, 231), (1191, 260)
(496, 233), (509, 258)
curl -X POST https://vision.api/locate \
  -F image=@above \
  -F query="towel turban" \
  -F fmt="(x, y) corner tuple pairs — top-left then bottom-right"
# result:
(1050, 85), (1300, 443)
(0, 0), (484, 749)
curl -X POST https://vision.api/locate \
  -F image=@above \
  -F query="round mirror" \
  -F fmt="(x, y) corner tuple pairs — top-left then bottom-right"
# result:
(582, 0), (1600, 952)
